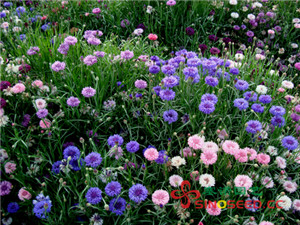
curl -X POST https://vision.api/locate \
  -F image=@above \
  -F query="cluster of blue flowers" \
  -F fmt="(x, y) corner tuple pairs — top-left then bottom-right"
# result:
(32, 194), (52, 219)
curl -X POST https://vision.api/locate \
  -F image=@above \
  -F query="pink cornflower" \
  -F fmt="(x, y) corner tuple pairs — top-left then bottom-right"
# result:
(222, 140), (239, 155)
(134, 80), (147, 89)
(277, 87), (285, 93)
(166, 0), (176, 6)
(244, 147), (257, 160)
(234, 149), (248, 162)
(261, 176), (274, 188)
(152, 190), (169, 206)
(32, 80), (43, 88)
(200, 151), (217, 165)
(92, 8), (101, 14)
(276, 156), (286, 169)
(87, 37), (101, 45)
(83, 55), (97, 66)
(81, 87), (96, 98)
(35, 98), (46, 109)
(190, 171), (199, 181)
(295, 62), (300, 71)
(18, 188), (32, 201)
(283, 181), (298, 193)
(234, 175), (253, 190)
(12, 83), (26, 94)
(0, 181), (12, 196)
(198, 223), (204, 225)
(293, 199), (300, 211)
(144, 148), (159, 161)
(201, 141), (218, 153)
(148, 33), (158, 41)
(120, 50), (134, 60)
(188, 135), (204, 150)
(51, 61), (66, 72)
(4, 162), (16, 174)
(169, 175), (183, 187)
(259, 222), (274, 225)
(108, 146), (123, 160)
(182, 147), (192, 157)
(206, 205), (221, 216)
(256, 153), (270, 165)
(39, 119), (51, 129)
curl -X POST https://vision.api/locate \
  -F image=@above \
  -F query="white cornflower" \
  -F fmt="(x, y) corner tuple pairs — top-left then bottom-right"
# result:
(171, 156), (186, 169)
(281, 80), (294, 89)
(199, 174), (215, 187)
(256, 85), (268, 94)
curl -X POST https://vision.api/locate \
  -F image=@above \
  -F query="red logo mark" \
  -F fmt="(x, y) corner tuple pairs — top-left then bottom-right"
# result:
(171, 180), (201, 209)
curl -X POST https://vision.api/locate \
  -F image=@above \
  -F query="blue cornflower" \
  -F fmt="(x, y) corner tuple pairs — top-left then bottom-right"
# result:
(205, 76), (219, 87)
(243, 91), (258, 102)
(251, 104), (264, 113)
(199, 101), (215, 114)
(86, 187), (102, 205)
(201, 93), (218, 105)
(155, 150), (169, 164)
(229, 68), (239, 75)
(269, 106), (286, 116)
(187, 58), (201, 67)
(235, 80), (249, 91)
(161, 65), (176, 75)
(259, 95), (272, 104)
(163, 109), (178, 124)
(63, 146), (80, 160)
(36, 109), (48, 119)
(281, 136), (298, 151)
(84, 152), (102, 168)
(129, 184), (148, 204)
(234, 98), (249, 110)
(51, 161), (62, 174)
(183, 67), (198, 78)
(7, 202), (19, 213)
(162, 76), (179, 88)
(150, 56), (160, 61)
(126, 141), (140, 153)
(149, 65), (160, 74)
(245, 197), (259, 212)
(159, 89), (175, 101)
(105, 181), (122, 197)
(153, 86), (161, 96)
(19, 34), (26, 41)
(109, 197), (127, 215)
(271, 116), (285, 128)
(107, 134), (124, 147)
(246, 120), (262, 134)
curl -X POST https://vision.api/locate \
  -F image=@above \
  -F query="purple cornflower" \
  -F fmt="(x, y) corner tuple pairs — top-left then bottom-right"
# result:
(235, 80), (249, 91)
(210, 47), (220, 55)
(126, 141), (140, 153)
(246, 31), (254, 37)
(27, 46), (40, 55)
(81, 87), (96, 98)
(281, 136), (298, 151)
(244, 91), (258, 102)
(105, 181), (122, 197)
(246, 120), (262, 134)
(21, 114), (31, 127)
(85, 152), (102, 168)
(161, 65), (176, 75)
(57, 43), (69, 55)
(155, 150), (169, 164)
(86, 187), (102, 205)
(151, 56), (160, 61)
(36, 109), (48, 118)
(199, 101), (215, 114)
(120, 50), (134, 60)
(242, 25), (246, 30)
(109, 197), (126, 215)
(259, 95), (272, 104)
(205, 76), (219, 87)
(159, 89), (175, 101)
(149, 65), (160, 74)
(0, 81), (11, 91)
(291, 113), (300, 122)
(269, 106), (286, 116)
(0, 98), (6, 108)
(234, 98), (249, 110)
(274, 26), (281, 32)
(7, 202), (19, 213)
(162, 76), (179, 88)
(208, 35), (218, 42)
(187, 58), (201, 67)
(199, 44), (208, 54)
(120, 19), (130, 28)
(67, 96), (80, 107)
(94, 51), (105, 58)
(63, 146), (80, 160)
(87, 37), (101, 45)
(229, 68), (239, 75)
(233, 25), (240, 30)
(83, 55), (97, 66)
(271, 116), (285, 128)
(135, 80), (147, 89)
(0, 181), (12, 196)
(129, 184), (148, 203)
(201, 93), (218, 104)
(51, 61), (66, 72)
(51, 161), (62, 174)
(64, 36), (78, 46)
(153, 86), (161, 96)
(107, 134), (124, 147)
(251, 104), (264, 113)
(186, 27), (195, 36)
(163, 109), (178, 124)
